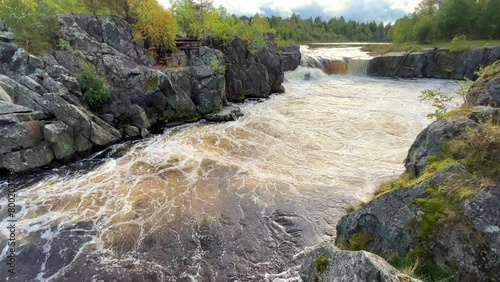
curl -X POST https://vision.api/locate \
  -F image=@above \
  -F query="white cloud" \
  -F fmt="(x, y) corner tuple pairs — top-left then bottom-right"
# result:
(158, 0), (422, 22)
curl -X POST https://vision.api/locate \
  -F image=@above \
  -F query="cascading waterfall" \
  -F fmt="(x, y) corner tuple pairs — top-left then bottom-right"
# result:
(300, 45), (372, 76)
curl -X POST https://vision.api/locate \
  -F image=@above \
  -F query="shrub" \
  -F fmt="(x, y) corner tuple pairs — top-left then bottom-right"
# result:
(210, 59), (225, 77)
(77, 63), (110, 107)
(315, 255), (329, 273)
(450, 34), (468, 52)
(419, 89), (454, 119)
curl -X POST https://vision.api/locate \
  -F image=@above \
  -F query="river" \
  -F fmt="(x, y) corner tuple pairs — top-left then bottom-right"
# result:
(0, 46), (459, 281)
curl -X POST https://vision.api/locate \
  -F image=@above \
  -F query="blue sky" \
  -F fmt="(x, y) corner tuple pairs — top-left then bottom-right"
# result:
(158, 0), (422, 23)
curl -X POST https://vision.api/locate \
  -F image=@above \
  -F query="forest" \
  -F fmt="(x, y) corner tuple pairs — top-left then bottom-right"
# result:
(389, 0), (500, 43)
(0, 0), (499, 60)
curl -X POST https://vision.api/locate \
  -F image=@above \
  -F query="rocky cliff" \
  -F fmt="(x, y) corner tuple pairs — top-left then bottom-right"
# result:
(0, 15), (285, 173)
(332, 61), (500, 281)
(367, 47), (500, 79)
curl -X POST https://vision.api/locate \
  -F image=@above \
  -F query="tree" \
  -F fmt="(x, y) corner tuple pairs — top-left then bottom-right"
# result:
(131, 0), (177, 61)
(0, 0), (61, 54)
(102, 0), (135, 22)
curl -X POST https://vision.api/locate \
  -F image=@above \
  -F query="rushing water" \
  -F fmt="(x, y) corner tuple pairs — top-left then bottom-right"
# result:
(0, 47), (459, 281)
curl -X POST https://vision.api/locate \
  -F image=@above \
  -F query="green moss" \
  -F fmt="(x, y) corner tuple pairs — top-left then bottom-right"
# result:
(441, 107), (471, 119)
(348, 232), (375, 251)
(144, 76), (159, 92)
(315, 255), (329, 273)
(413, 186), (449, 239)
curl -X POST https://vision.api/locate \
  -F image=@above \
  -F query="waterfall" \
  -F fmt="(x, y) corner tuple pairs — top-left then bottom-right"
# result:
(300, 45), (372, 76)
(346, 59), (370, 76)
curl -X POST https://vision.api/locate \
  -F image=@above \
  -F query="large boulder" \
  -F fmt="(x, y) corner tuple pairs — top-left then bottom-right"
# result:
(404, 116), (477, 177)
(43, 121), (75, 160)
(299, 245), (420, 282)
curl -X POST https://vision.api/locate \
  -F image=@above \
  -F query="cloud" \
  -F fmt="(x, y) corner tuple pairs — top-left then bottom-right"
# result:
(159, 0), (422, 22)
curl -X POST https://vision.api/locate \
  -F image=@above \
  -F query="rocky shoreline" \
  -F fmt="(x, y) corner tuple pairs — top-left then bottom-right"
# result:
(0, 15), (301, 174)
(366, 47), (500, 79)
(302, 61), (500, 281)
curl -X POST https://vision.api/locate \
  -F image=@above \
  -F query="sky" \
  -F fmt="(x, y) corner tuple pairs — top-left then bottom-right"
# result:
(157, 0), (422, 23)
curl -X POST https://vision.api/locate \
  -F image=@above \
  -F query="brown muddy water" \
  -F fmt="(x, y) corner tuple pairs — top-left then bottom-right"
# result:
(0, 48), (460, 281)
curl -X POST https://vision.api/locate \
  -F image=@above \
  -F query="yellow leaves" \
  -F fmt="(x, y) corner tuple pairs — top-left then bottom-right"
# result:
(131, 0), (178, 54)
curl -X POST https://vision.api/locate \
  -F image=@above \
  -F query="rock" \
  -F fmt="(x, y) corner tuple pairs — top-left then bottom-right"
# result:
(212, 36), (273, 102)
(43, 121), (75, 160)
(367, 52), (425, 78)
(18, 75), (46, 94)
(205, 106), (244, 122)
(123, 125), (140, 138)
(100, 114), (114, 123)
(42, 77), (69, 96)
(90, 121), (119, 146)
(404, 116), (478, 177)
(130, 104), (151, 129)
(0, 121), (44, 154)
(0, 31), (14, 43)
(466, 61), (500, 107)
(279, 44), (301, 72)
(299, 245), (420, 282)
(140, 128), (150, 138)
(469, 106), (500, 124)
(462, 186), (500, 258)
(2, 141), (54, 172)
(337, 165), (465, 256)
(257, 33), (285, 93)
(0, 101), (33, 114)
(0, 83), (13, 102)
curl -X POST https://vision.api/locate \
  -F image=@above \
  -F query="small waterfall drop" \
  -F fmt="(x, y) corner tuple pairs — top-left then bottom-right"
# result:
(300, 45), (372, 76)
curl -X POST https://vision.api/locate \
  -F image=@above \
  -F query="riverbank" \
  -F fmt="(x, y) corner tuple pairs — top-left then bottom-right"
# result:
(0, 15), (301, 174)
(301, 61), (500, 281)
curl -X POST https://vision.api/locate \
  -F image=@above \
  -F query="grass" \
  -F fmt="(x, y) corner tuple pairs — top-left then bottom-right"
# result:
(315, 255), (329, 273)
(361, 40), (500, 54)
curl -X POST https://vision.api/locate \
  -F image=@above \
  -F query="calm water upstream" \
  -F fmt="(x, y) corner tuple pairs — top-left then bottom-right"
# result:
(0, 47), (459, 281)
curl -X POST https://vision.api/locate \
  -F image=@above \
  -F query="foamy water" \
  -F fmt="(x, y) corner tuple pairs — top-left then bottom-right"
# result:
(0, 56), (460, 281)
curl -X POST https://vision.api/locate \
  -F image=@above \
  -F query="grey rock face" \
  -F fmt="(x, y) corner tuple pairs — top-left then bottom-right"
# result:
(211, 36), (282, 102)
(367, 52), (425, 78)
(299, 245), (420, 282)
(462, 186), (500, 258)
(279, 44), (301, 72)
(404, 116), (477, 177)
(3, 141), (54, 172)
(43, 121), (75, 160)
(466, 62), (500, 108)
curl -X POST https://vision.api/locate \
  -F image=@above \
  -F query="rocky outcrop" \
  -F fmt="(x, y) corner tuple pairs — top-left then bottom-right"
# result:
(209, 34), (285, 102)
(337, 104), (500, 281)
(0, 15), (286, 173)
(299, 245), (420, 282)
(367, 52), (425, 78)
(404, 115), (478, 177)
(466, 61), (500, 107)
(367, 47), (500, 80)
(279, 44), (301, 72)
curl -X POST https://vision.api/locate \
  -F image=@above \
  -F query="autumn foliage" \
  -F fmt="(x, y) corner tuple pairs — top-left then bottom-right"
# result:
(130, 0), (178, 60)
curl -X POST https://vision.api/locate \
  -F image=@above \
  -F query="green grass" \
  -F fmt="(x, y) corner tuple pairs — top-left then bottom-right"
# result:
(315, 256), (329, 273)
(361, 40), (500, 54)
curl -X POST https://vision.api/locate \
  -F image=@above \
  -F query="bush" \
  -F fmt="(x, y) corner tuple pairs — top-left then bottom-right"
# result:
(419, 89), (454, 119)
(210, 59), (225, 77)
(450, 34), (468, 51)
(77, 63), (110, 107)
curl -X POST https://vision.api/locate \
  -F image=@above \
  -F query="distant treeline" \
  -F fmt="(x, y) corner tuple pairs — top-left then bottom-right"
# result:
(390, 0), (500, 43)
(268, 15), (392, 44)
